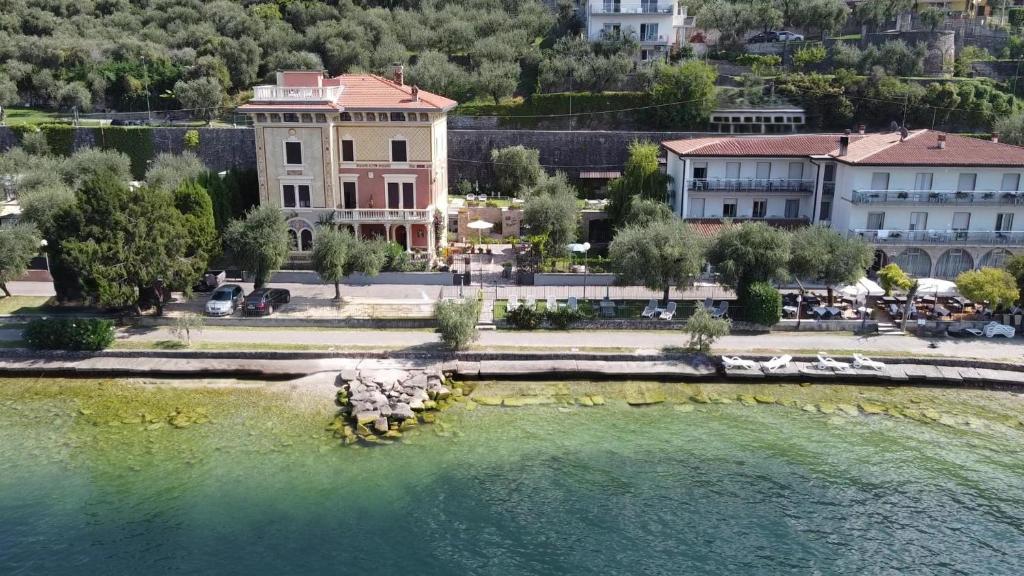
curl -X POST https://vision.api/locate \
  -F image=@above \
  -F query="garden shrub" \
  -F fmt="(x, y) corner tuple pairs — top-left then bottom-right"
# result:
(740, 282), (782, 327)
(544, 307), (583, 329)
(38, 123), (75, 156)
(183, 129), (200, 150)
(1010, 8), (1024, 28)
(435, 299), (480, 350)
(23, 318), (115, 351)
(94, 126), (155, 179)
(506, 305), (543, 330)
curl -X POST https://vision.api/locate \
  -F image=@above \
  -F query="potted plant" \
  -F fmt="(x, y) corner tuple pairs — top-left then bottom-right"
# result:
(955, 191), (969, 199)
(982, 191), (994, 199)
(897, 191), (908, 199)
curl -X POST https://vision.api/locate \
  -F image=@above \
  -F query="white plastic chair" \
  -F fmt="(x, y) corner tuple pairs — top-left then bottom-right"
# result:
(852, 354), (885, 371)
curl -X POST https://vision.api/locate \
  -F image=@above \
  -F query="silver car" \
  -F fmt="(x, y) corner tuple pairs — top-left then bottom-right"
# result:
(205, 284), (244, 316)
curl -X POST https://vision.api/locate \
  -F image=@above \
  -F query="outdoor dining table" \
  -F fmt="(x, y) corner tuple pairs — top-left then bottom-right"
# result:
(932, 305), (951, 317)
(783, 305), (799, 319)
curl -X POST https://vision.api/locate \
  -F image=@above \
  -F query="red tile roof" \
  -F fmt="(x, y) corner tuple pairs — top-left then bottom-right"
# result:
(663, 134), (854, 157)
(663, 130), (1024, 167)
(240, 72), (457, 113)
(687, 218), (810, 239)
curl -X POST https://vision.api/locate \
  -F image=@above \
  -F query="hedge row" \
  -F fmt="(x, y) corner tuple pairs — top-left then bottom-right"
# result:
(23, 318), (115, 351)
(15, 124), (156, 179)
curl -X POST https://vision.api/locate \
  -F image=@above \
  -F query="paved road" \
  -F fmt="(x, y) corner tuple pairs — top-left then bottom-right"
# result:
(83, 326), (1024, 361)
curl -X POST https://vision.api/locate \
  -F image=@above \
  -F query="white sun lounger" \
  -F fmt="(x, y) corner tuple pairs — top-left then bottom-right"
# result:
(506, 297), (519, 311)
(567, 296), (578, 312)
(546, 297), (557, 310)
(641, 299), (658, 318)
(722, 356), (758, 370)
(660, 301), (677, 320)
(852, 354), (885, 371)
(983, 321), (1015, 338)
(816, 352), (850, 371)
(761, 355), (792, 372)
(525, 297), (536, 310)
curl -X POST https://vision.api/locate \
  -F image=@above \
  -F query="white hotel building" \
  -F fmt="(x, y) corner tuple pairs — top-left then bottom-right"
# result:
(585, 0), (696, 62)
(663, 129), (1024, 278)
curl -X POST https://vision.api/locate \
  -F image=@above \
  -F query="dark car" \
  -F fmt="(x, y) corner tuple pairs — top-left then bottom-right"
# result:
(244, 288), (291, 316)
(747, 31), (779, 43)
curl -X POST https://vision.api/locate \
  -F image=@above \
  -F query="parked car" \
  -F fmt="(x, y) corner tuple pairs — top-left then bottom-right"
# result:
(243, 288), (291, 316)
(775, 31), (804, 42)
(205, 284), (245, 316)
(747, 31), (778, 43)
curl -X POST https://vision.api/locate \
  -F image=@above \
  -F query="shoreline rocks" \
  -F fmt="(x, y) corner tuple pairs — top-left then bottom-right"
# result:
(329, 367), (454, 446)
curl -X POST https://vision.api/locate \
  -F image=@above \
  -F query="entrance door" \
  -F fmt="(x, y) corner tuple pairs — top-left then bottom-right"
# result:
(394, 225), (408, 250)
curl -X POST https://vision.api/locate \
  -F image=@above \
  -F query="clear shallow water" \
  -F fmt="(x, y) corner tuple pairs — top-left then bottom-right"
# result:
(1, 379), (1024, 575)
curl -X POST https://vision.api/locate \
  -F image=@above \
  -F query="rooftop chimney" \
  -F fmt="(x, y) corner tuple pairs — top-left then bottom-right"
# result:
(856, 123), (866, 135)
(838, 135), (849, 156)
(992, 132), (1000, 143)
(937, 133), (946, 149)
(391, 63), (405, 86)
(411, 85), (420, 102)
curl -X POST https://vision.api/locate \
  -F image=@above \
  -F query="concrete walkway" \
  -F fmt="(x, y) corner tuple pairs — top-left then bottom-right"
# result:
(16, 326), (1009, 362)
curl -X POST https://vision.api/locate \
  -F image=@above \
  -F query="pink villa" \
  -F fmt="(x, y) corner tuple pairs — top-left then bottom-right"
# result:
(239, 68), (457, 258)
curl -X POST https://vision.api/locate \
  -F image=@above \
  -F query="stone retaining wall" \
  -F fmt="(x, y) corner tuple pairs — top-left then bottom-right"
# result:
(533, 273), (616, 286)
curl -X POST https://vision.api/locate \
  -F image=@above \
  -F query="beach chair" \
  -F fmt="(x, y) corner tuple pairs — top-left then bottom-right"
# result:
(761, 355), (792, 372)
(660, 301), (677, 320)
(815, 352), (850, 371)
(568, 296), (578, 312)
(702, 297), (713, 310)
(722, 356), (758, 370)
(641, 298), (659, 318)
(852, 354), (885, 371)
(983, 321), (1015, 338)
(506, 297), (519, 312)
(546, 296), (557, 311)
(710, 301), (729, 318)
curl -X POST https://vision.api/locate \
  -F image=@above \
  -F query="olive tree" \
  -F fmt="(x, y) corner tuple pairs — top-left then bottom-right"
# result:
(956, 268), (1019, 311)
(435, 298), (481, 350)
(684, 306), (730, 353)
(788, 225), (873, 305)
(609, 218), (705, 305)
(222, 205), (290, 289)
(174, 77), (225, 124)
(522, 173), (580, 256)
(145, 152), (206, 192)
(491, 145), (544, 197)
(312, 226), (352, 300)
(0, 223), (41, 297)
(706, 222), (791, 295)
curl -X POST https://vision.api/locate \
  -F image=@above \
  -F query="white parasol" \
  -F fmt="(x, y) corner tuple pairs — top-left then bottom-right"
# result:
(839, 277), (884, 298)
(916, 278), (959, 297)
(467, 219), (493, 244)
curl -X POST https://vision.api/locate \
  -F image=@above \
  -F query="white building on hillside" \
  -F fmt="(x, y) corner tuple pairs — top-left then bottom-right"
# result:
(662, 129), (1024, 278)
(585, 0), (696, 62)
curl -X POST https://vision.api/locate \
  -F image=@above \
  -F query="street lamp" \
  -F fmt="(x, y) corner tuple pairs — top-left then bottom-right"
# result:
(569, 242), (591, 300)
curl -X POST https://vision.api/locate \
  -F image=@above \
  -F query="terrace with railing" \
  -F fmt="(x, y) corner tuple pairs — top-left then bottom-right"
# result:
(850, 229), (1024, 246)
(851, 190), (1024, 206)
(334, 207), (433, 223)
(591, 1), (678, 14)
(252, 85), (343, 102)
(687, 178), (815, 194)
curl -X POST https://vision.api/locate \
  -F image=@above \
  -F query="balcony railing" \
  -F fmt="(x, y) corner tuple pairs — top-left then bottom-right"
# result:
(334, 207), (433, 223)
(850, 229), (1024, 246)
(851, 190), (1024, 206)
(252, 85), (342, 102)
(687, 178), (815, 194)
(592, 2), (676, 15)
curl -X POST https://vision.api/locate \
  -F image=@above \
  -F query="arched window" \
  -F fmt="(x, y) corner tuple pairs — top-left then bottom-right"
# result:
(979, 248), (1013, 269)
(288, 229), (298, 251)
(893, 248), (931, 278)
(300, 229), (314, 251)
(935, 249), (974, 279)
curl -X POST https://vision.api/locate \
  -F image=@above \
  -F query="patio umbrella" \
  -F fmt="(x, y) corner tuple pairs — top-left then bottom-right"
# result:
(467, 219), (493, 243)
(838, 277), (884, 299)
(916, 278), (959, 298)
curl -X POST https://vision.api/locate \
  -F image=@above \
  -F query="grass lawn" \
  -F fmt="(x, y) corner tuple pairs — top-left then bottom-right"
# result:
(3, 108), (60, 125)
(0, 296), (55, 315)
(111, 340), (408, 352)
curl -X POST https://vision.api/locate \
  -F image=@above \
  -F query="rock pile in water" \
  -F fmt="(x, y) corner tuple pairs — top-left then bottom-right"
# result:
(328, 367), (452, 445)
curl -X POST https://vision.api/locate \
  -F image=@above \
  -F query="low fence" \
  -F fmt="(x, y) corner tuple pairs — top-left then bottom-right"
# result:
(533, 273), (616, 286)
(270, 270), (452, 286)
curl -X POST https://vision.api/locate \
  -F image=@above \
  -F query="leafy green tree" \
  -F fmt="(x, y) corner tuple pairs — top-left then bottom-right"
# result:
(491, 145), (544, 197)
(792, 0), (850, 39)
(60, 148), (132, 191)
(741, 281), (782, 326)
(650, 60), (717, 129)
(475, 60), (519, 104)
(706, 222), (791, 295)
(174, 77), (225, 125)
(625, 197), (674, 227)
(917, 7), (943, 32)
(788, 226), (873, 304)
(697, 0), (757, 49)
(995, 111), (1024, 146)
(222, 205), (289, 289)
(792, 45), (827, 72)
(1005, 254), (1024, 297)
(878, 262), (912, 295)
(407, 50), (472, 101)
(956, 268), (1019, 310)
(20, 131), (50, 156)
(684, 306), (730, 353)
(0, 223), (41, 297)
(146, 152), (206, 192)
(607, 141), (672, 228)
(522, 173), (580, 256)
(54, 174), (202, 311)
(312, 226), (351, 300)
(609, 218), (705, 305)
(0, 74), (17, 107)
(435, 298), (481, 350)
(173, 180), (218, 266)
(854, 0), (913, 31)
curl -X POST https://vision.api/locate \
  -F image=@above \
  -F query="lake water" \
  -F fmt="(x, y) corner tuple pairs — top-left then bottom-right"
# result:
(1, 378), (1023, 575)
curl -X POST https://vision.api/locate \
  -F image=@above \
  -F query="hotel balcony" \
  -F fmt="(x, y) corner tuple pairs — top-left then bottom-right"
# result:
(591, 2), (677, 15)
(252, 85), (342, 102)
(850, 229), (1024, 246)
(851, 190), (1024, 206)
(687, 178), (816, 194)
(334, 207), (433, 223)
